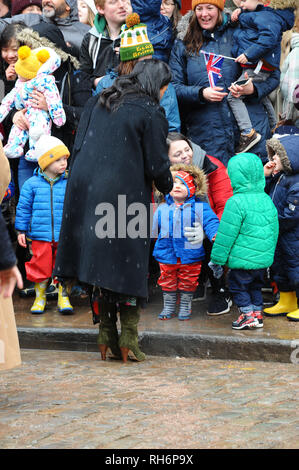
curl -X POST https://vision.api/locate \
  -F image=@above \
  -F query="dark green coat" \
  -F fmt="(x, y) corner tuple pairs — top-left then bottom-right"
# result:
(211, 153), (278, 269)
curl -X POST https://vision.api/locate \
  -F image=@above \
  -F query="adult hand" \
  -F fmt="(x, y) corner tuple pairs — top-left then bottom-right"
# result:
(203, 86), (228, 102)
(12, 109), (30, 131)
(29, 90), (48, 111)
(5, 64), (17, 81)
(228, 72), (254, 98)
(17, 233), (27, 248)
(0, 265), (23, 298)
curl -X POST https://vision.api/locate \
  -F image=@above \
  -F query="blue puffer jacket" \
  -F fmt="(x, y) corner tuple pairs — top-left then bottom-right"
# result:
(169, 12), (280, 165)
(95, 69), (181, 132)
(153, 194), (219, 264)
(15, 169), (67, 242)
(265, 135), (299, 284)
(232, 5), (295, 68)
(131, 0), (174, 62)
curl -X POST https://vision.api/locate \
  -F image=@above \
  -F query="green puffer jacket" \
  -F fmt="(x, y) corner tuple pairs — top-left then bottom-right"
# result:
(211, 153), (278, 269)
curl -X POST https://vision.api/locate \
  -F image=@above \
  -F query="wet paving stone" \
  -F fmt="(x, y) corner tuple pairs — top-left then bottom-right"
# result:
(0, 350), (298, 449)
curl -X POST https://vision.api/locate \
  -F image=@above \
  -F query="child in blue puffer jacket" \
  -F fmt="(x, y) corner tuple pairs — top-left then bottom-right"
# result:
(152, 164), (219, 321)
(263, 134), (299, 322)
(229, 0), (295, 154)
(15, 135), (73, 315)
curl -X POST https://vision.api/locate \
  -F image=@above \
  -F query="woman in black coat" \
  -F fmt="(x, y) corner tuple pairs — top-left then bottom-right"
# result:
(54, 59), (173, 363)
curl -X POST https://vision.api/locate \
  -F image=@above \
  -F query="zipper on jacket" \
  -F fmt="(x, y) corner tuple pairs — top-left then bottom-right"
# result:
(271, 174), (283, 201)
(50, 182), (54, 242)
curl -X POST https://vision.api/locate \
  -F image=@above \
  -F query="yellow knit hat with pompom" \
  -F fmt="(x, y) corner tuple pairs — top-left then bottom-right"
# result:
(15, 45), (50, 80)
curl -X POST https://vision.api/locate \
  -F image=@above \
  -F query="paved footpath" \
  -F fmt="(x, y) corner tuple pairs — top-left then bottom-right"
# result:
(0, 350), (298, 449)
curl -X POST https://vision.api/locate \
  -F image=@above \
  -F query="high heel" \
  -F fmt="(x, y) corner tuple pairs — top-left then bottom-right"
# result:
(119, 304), (146, 363)
(98, 344), (109, 361)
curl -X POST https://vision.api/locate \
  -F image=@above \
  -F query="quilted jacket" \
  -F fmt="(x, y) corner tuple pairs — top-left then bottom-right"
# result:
(211, 152), (279, 269)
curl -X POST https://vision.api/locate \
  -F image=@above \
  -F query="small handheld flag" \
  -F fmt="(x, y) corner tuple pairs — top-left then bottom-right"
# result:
(202, 52), (224, 88)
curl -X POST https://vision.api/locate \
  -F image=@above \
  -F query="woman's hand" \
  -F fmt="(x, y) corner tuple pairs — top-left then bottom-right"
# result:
(28, 90), (48, 111)
(228, 72), (254, 98)
(0, 265), (23, 298)
(5, 64), (17, 81)
(203, 86), (228, 102)
(12, 109), (30, 131)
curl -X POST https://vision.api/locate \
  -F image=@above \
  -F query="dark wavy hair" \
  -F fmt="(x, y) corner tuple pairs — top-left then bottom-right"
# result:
(99, 58), (172, 112)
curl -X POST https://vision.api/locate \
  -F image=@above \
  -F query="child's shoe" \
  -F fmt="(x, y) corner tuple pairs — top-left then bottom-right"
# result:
(178, 291), (193, 321)
(252, 310), (263, 328)
(236, 129), (261, 153)
(31, 281), (47, 314)
(286, 308), (299, 322)
(264, 291), (297, 317)
(159, 291), (177, 320)
(57, 284), (73, 314)
(232, 312), (259, 330)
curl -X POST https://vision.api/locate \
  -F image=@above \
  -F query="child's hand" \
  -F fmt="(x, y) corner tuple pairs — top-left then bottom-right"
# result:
(235, 54), (248, 64)
(17, 233), (27, 248)
(184, 222), (203, 245)
(264, 161), (275, 177)
(231, 8), (241, 22)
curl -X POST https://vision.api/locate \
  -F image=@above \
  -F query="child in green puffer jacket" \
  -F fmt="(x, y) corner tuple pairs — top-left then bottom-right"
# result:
(210, 152), (279, 330)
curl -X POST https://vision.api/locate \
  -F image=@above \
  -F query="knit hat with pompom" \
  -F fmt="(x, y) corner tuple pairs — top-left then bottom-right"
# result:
(120, 13), (154, 62)
(15, 45), (50, 80)
(35, 135), (70, 171)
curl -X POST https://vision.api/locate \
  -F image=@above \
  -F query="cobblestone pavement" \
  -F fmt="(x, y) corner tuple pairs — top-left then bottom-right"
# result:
(0, 350), (298, 449)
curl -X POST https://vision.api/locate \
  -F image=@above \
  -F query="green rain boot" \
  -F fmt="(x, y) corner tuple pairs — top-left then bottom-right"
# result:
(97, 299), (121, 360)
(119, 304), (146, 363)
(31, 281), (48, 314)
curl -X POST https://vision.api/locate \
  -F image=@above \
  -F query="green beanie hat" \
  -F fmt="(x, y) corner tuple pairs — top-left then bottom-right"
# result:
(120, 13), (154, 62)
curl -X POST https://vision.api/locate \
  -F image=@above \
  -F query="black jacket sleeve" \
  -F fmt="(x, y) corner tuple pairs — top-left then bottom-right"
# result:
(0, 211), (16, 270)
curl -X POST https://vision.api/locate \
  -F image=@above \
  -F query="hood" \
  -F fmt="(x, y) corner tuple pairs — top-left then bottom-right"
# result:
(44, 0), (79, 25)
(266, 135), (299, 175)
(290, 32), (299, 49)
(16, 26), (80, 69)
(227, 153), (265, 194)
(269, 0), (297, 9)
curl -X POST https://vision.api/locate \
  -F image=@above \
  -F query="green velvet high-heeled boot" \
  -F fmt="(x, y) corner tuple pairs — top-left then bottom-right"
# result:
(119, 304), (146, 363)
(97, 300), (121, 360)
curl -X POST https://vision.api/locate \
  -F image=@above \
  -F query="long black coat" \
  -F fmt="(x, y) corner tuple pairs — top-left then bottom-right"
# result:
(54, 94), (173, 298)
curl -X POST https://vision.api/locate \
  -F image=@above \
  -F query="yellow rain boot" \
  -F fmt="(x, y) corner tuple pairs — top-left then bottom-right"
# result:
(287, 300), (299, 321)
(57, 284), (73, 315)
(31, 281), (47, 314)
(264, 291), (297, 317)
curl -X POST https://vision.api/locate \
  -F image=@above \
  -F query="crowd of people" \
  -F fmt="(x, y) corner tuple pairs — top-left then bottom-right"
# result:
(0, 0), (299, 368)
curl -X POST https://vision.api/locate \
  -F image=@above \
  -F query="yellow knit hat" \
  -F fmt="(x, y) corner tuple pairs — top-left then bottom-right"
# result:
(15, 45), (50, 80)
(192, 0), (225, 11)
(35, 135), (70, 171)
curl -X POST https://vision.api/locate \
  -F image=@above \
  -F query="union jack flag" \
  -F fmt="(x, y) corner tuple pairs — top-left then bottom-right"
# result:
(203, 52), (224, 88)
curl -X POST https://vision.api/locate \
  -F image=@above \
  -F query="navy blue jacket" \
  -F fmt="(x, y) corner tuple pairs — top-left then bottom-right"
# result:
(131, 0), (174, 62)
(169, 13), (280, 166)
(232, 5), (295, 68)
(266, 135), (299, 284)
(153, 194), (219, 264)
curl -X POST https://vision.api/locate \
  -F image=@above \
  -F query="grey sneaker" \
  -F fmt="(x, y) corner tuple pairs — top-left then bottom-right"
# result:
(236, 130), (261, 153)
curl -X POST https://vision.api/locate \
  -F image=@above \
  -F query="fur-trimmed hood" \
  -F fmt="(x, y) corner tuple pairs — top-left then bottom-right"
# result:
(269, 0), (297, 10)
(266, 135), (299, 174)
(16, 27), (80, 70)
(155, 163), (208, 203)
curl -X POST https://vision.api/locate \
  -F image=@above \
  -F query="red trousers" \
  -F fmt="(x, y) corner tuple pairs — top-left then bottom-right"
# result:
(25, 240), (58, 283)
(158, 260), (202, 292)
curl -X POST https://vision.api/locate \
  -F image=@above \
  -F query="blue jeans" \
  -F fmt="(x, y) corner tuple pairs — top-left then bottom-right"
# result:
(228, 269), (265, 313)
(18, 155), (38, 190)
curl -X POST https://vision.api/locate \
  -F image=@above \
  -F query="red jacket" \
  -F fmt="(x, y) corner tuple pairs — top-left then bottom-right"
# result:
(206, 154), (233, 219)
